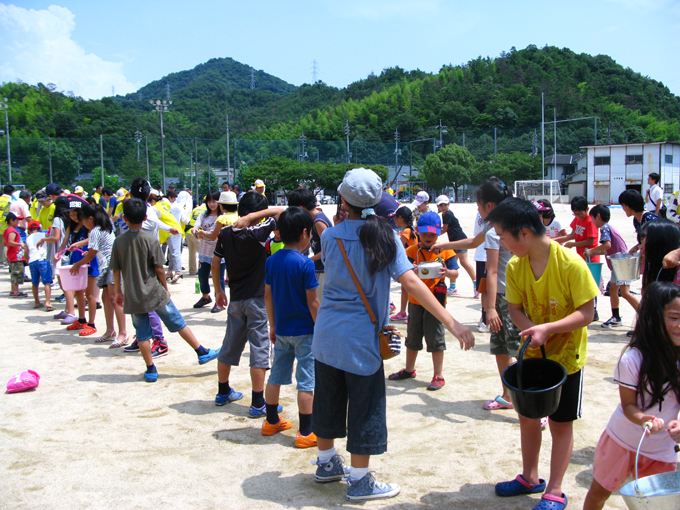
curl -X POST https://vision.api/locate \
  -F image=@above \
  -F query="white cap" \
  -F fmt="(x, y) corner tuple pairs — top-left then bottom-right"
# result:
(436, 194), (449, 205)
(412, 190), (430, 207)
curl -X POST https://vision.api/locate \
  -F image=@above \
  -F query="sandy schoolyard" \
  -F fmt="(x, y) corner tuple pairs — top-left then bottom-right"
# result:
(0, 202), (658, 509)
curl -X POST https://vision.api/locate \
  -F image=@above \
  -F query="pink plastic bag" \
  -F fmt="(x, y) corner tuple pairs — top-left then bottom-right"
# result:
(6, 370), (40, 393)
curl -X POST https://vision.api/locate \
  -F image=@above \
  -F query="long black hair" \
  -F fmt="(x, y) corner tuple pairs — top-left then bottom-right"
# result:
(344, 200), (396, 275)
(626, 281), (680, 408)
(81, 204), (113, 233)
(203, 190), (221, 216)
(641, 219), (680, 291)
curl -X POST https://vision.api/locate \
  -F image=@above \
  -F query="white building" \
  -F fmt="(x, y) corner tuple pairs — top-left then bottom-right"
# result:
(579, 142), (680, 204)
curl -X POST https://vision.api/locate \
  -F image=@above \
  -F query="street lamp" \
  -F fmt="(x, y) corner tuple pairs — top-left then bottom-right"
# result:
(0, 97), (10, 182)
(150, 99), (171, 191)
(204, 148), (211, 191)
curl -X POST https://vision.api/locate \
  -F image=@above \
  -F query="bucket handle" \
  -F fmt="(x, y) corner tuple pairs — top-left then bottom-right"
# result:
(516, 337), (547, 396)
(633, 414), (680, 497)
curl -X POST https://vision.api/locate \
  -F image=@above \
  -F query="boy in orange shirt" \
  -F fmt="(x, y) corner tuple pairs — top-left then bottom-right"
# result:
(388, 211), (458, 390)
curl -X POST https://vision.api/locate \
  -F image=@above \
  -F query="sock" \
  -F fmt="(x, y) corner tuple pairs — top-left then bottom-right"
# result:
(299, 413), (313, 436)
(87, 323), (95, 328)
(473, 280), (477, 291)
(218, 381), (231, 396)
(612, 308), (620, 320)
(252, 391), (265, 409)
(146, 364), (157, 373)
(266, 403), (280, 425)
(195, 345), (208, 356)
(481, 310), (487, 324)
(78, 318), (87, 324)
(349, 466), (369, 482)
(317, 446), (335, 464)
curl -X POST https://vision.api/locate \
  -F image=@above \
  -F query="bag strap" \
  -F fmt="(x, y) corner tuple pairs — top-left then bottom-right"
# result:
(336, 238), (378, 327)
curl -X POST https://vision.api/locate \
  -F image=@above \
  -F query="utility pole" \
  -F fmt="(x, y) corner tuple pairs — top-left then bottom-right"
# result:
(150, 99), (171, 191)
(205, 148), (211, 191)
(134, 130), (142, 161)
(436, 119), (447, 151)
(541, 93), (545, 181)
(554, 108), (557, 181)
(226, 115), (231, 183)
(100, 134), (104, 187)
(394, 128), (401, 183)
(344, 120), (351, 164)
(494, 127), (497, 157)
(145, 135), (149, 181)
(298, 132), (306, 162)
(48, 137), (52, 182)
(0, 97), (10, 182)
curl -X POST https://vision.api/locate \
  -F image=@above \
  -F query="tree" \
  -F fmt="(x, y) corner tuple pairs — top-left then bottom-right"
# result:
(38, 140), (79, 186)
(120, 150), (146, 186)
(198, 167), (219, 196)
(20, 155), (48, 192)
(421, 144), (476, 196)
(473, 152), (542, 187)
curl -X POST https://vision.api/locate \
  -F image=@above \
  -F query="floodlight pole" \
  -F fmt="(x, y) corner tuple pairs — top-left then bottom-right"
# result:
(541, 93), (545, 181)
(0, 97), (10, 182)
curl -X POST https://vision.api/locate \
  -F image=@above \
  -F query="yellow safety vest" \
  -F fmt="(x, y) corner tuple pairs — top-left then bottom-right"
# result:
(0, 195), (11, 233)
(154, 202), (183, 244)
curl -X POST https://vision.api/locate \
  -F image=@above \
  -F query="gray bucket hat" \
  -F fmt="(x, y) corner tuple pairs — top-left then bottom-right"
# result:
(337, 167), (382, 209)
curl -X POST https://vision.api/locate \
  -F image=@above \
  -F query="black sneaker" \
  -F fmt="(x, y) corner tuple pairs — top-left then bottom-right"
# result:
(151, 339), (169, 358)
(210, 305), (224, 313)
(124, 338), (140, 353)
(592, 311), (599, 322)
(388, 368), (416, 380)
(193, 296), (212, 308)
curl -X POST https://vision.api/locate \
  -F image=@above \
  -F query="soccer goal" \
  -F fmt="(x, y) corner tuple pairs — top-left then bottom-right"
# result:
(514, 180), (566, 205)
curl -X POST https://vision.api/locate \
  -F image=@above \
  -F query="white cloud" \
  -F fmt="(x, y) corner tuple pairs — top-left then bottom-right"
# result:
(0, 4), (138, 99)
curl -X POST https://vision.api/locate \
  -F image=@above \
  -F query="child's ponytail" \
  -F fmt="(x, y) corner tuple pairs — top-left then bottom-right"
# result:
(477, 179), (513, 207)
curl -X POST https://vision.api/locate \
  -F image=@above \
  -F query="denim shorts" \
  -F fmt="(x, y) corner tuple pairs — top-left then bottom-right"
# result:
(268, 334), (315, 391)
(29, 260), (53, 285)
(131, 300), (186, 342)
(449, 256), (460, 270)
(312, 360), (387, 456)
(218, 298), (271, 368)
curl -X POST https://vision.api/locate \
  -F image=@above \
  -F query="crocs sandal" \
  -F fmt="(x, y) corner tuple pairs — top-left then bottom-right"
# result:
(483, 396), (514, 410)
(495, 474), (546, 497)
(532, 493), (567, 510)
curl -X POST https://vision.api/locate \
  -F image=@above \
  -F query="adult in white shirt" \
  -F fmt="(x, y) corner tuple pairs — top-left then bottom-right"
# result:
(9, 190), (32, 241)
(645, 172), (664, 215)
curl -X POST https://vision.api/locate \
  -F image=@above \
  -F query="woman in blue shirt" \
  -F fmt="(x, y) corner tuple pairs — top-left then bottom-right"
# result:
(311, 168), (475, 502)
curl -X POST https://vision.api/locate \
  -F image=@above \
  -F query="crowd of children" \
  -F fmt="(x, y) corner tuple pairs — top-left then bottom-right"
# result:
(4, 171), (680, 508)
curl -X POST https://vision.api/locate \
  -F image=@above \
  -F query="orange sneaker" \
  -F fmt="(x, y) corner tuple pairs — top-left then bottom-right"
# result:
(79, 324), (97, 336)
(295, 431), (317, 448)
(261, 417), (292, 436)
(66, 321), (85, 331)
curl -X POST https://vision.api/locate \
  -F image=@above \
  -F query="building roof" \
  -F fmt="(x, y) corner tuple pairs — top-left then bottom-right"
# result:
(580, 141), (680, 149)
(543, 153), (582, 165)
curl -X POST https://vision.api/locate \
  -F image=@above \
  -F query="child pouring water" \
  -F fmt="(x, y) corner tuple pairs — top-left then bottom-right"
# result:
(583, 281), (680, 510)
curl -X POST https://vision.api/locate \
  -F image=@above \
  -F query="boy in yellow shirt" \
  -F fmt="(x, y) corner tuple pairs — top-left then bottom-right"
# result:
(388, 211), (458, 390)
(486, 198), (598, 510)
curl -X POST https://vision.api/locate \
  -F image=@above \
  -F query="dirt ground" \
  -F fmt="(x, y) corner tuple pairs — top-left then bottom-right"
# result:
(0, 202), (661, 509)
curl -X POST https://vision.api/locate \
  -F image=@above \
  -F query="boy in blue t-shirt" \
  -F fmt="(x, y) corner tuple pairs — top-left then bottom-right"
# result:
(262, 206), (320, 448)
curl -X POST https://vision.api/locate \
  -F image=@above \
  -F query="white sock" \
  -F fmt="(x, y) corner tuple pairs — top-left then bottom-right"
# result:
(317, 446), (335, 464)
(349, 466), (369, 482)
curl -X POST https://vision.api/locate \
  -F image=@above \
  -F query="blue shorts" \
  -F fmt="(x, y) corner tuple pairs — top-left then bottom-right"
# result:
(449, 256), (460, 270)
(131, 301), (186, 342)
(29, 259), (53, 285)
(268, 334), (315, 391)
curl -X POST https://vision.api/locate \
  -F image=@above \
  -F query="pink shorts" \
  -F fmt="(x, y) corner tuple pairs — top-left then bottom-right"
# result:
(592, 430), (676, 492)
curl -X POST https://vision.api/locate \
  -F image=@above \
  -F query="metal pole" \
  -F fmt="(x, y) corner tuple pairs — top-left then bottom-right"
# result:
(194, 137), (198, 193)
(541, 93), (545, 181)
(226, 115), (230, 182)
(145, 136), (149, 181)
(594, 116), (598, 145)
(4, 108), (9, 183)
(462, 133), (465, 148)
(494, 127), (497, 157)
(205, 148), (210, 190)
(100, 134), (104, 186)
(553, 108), (557, 181)
(48, 137), (52, 182)
(159, 110), (166, 192)
(409, 141), (412, 177)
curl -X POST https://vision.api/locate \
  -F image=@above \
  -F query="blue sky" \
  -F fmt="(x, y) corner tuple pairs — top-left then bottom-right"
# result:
(1, 0), (679, 99)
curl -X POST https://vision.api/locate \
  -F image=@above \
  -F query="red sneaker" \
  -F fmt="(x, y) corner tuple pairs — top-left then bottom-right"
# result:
(427, 376), (445, 391)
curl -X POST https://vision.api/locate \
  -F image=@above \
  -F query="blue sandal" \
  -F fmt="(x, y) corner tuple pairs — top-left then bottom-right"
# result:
(532, 493), (567, 509)
(495, 474), (546, 497)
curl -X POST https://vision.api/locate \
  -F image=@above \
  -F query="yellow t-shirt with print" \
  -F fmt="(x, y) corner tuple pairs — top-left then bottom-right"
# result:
(505, 240), (599, 375)
(30, 198), (40, 220)
(38, 203), (56, 231)
(216, 210), (238, 227)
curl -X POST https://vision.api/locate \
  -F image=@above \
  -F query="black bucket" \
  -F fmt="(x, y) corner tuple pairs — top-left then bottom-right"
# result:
(502, 338), (567, 419)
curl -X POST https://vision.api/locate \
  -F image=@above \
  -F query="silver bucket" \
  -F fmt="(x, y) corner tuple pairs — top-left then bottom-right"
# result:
(608, 252), (642, 282)
(620, 423), (680, 509)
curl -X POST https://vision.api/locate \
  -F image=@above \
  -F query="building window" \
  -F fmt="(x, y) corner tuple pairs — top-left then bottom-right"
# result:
(666, 154), (674, 164)
(666, 184), (674, 194)
(594, 156), (610, 166)
(626, 154), (643, 164)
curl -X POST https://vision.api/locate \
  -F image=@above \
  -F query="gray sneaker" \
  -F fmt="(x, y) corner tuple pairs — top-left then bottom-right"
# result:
(312, 453), (350, 483)
(346, 472), (401, 501)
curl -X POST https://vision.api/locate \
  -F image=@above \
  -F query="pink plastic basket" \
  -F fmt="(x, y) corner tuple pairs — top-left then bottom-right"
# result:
(56, 261), (88, 291)
(6, 370), (40, 393)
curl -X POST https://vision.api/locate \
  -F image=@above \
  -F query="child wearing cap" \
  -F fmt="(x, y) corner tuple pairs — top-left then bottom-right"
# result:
(25, 220), (53, 310)
(310, 168), (474, 502)
(388, 211), (459, 391)
(436, 194), (475, 296)
(3, 212), (27, 297)
(411, 190), (430, 224)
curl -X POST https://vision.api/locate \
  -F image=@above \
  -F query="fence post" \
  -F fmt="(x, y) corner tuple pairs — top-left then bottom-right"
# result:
(48, 137), (53, 182)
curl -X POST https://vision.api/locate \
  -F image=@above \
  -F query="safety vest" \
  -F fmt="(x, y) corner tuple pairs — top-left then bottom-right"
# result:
(30, 199), (40, 221)
(38, 203), (55, 231)
(189, 205), (207, 227)
(154, 202), (183, 244)
(0, 195), (11, 233)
